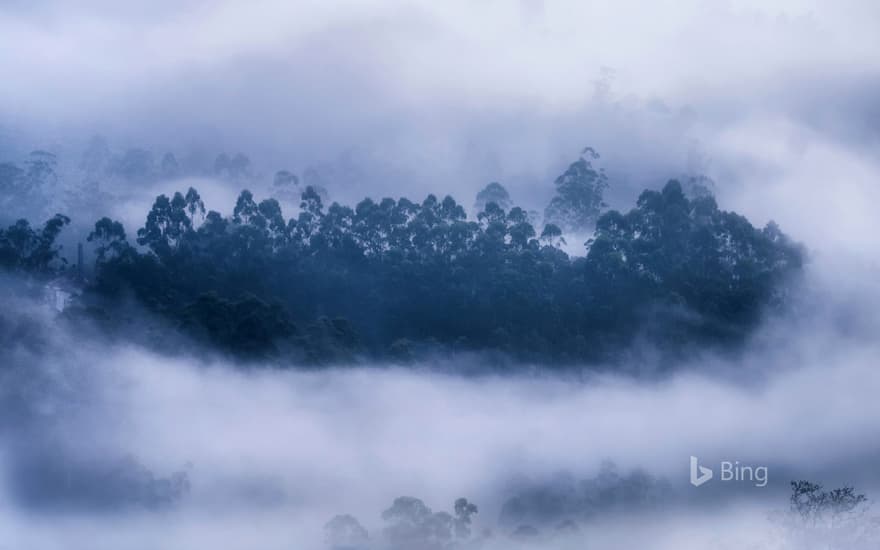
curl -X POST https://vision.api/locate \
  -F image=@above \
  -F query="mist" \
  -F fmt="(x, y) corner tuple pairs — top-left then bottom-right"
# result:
(2, 1), (879, 212)
(2, 1), (880, 549)
(2, 259), (880, 548)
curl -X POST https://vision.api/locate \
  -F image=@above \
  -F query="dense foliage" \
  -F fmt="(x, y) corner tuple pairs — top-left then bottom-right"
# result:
(0, 214), (70, 274)
(80, 183), (801, 363)
(0, 146), (804, 364)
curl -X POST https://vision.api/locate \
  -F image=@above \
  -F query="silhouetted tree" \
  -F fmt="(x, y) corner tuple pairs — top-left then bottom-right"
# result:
(136, 192), (193, 258)
(775, 480), (876, 550)
(453, 497), (479, 538)
(88, 217), (129, 263)
(0, 214), (70, 275)
(184, 187), (205, 225)
(544, 148), (608, 233)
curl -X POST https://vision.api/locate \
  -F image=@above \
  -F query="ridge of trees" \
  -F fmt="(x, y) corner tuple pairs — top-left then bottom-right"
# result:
(89, 191), (803, 362)
(0, 148), (804, 364)
(322, 480), (877, 549)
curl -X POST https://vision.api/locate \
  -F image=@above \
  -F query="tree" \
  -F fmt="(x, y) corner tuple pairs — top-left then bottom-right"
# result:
(475, 181), (511, 212)
(258, 198), (286, 241)
(324, 514), (369, 549)
(585, 180), (803, 342)
(272, 170), (300, 203)
(789, 481), (868, 527)
(229, 153), (252, 180)
(381, 496), (478, 550)
(775, 480), (876, 550)
(32, 214), (70, 273)
(301, 186), (325, 216)
(382, 496), (436, 548)
(539, 223), (566, 248)
(179, 292), (296, 357)
(507, 207), (536, 249)
(295, 186), (325, 241)
(184, 187), (206, 225)
(215, 152), (252, 180)
(213, 153), (231, 177)
(26, 150), (58, 188)
(453, 497), (479, 538)
(232, 190), (259, 225)
(544, 149), (608, 233)
(88, 217), (129, 263)
(80, 176), (802, 363)
(273, 169), (298, 188)
(136, 193), (193, 257)
(0, 214), (70, 274)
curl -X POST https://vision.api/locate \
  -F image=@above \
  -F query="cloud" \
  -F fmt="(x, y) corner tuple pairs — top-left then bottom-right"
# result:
(1, 284), (879, 548)
(3, 1), (878, 110)
(1, 1), (878, 210)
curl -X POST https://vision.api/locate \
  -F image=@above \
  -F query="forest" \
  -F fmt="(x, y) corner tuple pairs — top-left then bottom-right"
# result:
(0, 147), (803, 365)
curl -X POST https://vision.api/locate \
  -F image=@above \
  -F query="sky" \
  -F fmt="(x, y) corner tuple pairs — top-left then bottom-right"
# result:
(1, 0), (878, 214)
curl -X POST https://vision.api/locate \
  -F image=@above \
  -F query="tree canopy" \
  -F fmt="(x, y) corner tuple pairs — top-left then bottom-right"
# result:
(0, 161), (804, 365)
(62, 176), (801, 363)
(544, 148), (608, 233)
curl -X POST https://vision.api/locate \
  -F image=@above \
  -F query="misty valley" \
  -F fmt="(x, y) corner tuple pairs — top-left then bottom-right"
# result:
(2, 133), (877, 550)
(2, 2), (880, 549)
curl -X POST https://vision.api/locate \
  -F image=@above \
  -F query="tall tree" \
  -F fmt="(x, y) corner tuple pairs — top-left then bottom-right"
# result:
(474, 181), (512, 212)
(544, 148), (609, 233)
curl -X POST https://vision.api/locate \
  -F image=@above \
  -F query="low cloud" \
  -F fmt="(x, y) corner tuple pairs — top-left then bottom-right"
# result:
(1, 277), (879, 547)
